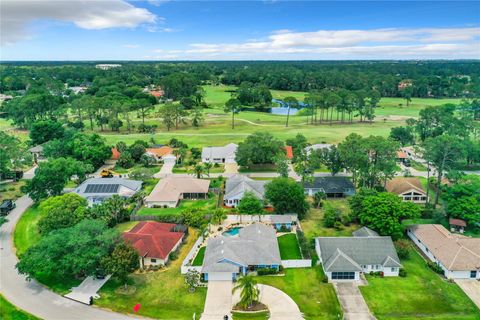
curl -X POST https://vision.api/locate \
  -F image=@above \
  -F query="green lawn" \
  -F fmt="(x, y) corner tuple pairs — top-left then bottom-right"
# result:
(96, 229), (206, 319)
(232, 311), (269, 320)
(0, 180), (27, 201)
(360, 249), (480, 320)
(0, 294), (39, 320)
(13, 205), (42, 256)
(301, 199), (359, 240)
(277, 234), (302, 260)
(192, 246), (206, 266)
(137, 197), (217, 216)
(410, 160), (428, 171)
(114, 221), (139, 232)
(256, 266), (342, 319)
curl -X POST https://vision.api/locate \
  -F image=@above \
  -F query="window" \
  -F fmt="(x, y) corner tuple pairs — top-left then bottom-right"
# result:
(151, 258), (157, 263)
(391, 268), (395, 272)
(405, 197), (411, 201)
(470, 271), (477, 278)
(331, 272), (355, 280)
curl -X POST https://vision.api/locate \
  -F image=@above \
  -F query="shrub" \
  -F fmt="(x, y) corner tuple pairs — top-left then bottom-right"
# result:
(394, 239), (411, 260)
(321, 277), (329, 283)
(333, 221), (344, 230)
(427, 262), (444, 274)
(257, 267), (278, 275)
(296, 229), (311, 259)
(399, 268), (407, 277)
(323, 205), (342, 228)
(169, 251), (179, 261)
(279, 225), (289, 232)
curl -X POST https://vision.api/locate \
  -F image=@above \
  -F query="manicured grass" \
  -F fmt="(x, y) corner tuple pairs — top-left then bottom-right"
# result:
(137, 197), (217, 216)
(256, 266), (342, 319)
(13, 206), (42, 256)
(96, 229), (207, 319)
(114, 221), (139, 232)
(301, 199), (359, 240)
(277, 234), (302, 260)
(0, 294), (39, 320)
(232, 311), (269, 320)
(410, 160), (428, 171)
(238, 164), (277, 173)
(0, 180), (27, 201)
(360, 248), (480, 320)
(192, 246), (206, 266)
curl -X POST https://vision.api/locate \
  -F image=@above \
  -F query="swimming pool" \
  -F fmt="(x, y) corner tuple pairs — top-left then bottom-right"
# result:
(223, 227), (242, 236)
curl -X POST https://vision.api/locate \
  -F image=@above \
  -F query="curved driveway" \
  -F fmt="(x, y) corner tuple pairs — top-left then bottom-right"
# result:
(232, 283), (304, 320)
(0, 195), (140, 320)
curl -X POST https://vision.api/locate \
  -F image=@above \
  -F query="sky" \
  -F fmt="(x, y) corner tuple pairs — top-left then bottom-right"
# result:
(1, 0), (479, 61)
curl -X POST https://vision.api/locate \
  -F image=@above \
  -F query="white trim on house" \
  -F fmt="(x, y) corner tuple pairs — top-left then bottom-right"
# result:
(407, 228), (480, 280)
(398, 188), (428, 203)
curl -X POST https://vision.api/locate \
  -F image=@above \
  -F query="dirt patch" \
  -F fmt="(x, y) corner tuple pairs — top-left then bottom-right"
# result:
(115, 285), (137, 295)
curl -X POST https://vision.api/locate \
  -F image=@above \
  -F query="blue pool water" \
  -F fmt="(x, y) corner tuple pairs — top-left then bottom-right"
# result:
(223, 227), (242, 236)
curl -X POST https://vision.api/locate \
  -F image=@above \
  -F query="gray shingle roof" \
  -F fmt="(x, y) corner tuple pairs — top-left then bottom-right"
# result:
(224, 174), (268, 200)
(202, 143), (237, 160)
(352, 226), (379, 238)
(202, 223), (281, 273)
(317, 236), (401, 272)
(303, 177), (355, 194)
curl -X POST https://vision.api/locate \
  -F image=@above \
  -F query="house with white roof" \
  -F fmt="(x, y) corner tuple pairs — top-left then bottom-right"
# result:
(223, 174), (268, 207)
(305, 143), (333, 155)
(201, 143), (238, 164)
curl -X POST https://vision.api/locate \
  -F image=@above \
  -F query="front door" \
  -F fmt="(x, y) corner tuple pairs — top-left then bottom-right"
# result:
(470, 270), (477, 278)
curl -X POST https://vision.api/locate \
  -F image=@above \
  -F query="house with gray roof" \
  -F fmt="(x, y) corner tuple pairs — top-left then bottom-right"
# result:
(202, 223), (281, 281)
(304, 143), (333, 155)
(223, 174), (269, 207)
(316, 228), (401, 281)
(304, 176), (355, 198)
(202, 143), (238, 164)
(352, 226), (379, 238)
(74, 177), (142, 205)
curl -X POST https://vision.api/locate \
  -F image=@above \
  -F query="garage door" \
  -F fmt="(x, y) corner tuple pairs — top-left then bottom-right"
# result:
(332, 272), (355, 280)
(208, 272), (233, 281)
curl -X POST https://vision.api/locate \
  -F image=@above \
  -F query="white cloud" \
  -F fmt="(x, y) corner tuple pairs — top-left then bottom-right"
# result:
(1, 0), (157, 45)
(177, 27), (480, 59)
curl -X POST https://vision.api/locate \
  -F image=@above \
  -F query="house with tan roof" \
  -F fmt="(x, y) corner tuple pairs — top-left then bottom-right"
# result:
(123, 221), (185, 268)
(385, 177), (428, 203)
(407, 224), (480, 279)
(144, 176), (210, 208)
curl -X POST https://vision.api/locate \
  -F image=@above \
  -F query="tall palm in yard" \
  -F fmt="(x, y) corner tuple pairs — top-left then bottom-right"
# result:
(232, 275), (259, 309)
(204, 162), (213, 176)
(193, 164), (204, 179)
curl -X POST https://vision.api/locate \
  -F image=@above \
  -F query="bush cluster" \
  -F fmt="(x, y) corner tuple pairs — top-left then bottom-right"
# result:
(257, 267), (278, 276)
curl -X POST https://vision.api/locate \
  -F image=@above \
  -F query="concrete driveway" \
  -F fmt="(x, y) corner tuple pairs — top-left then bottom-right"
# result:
(224, 163), (239, 174)
(65, 275), (111, 304)
(201, 280), (233, 320)
(0, 195), (141, 320)
(154, 162), (175, 178)
(455, 279), (480, 309)
(256, 284), (303, 320)
(334, 282), (376, 320)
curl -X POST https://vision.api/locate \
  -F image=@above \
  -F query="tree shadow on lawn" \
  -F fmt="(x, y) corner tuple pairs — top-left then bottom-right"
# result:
(95, 228), (206, 320)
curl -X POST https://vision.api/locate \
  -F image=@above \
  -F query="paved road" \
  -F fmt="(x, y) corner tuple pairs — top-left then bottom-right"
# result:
(0, 196), (141, 320)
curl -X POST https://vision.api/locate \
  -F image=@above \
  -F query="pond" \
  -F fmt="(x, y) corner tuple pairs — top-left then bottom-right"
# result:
(270, 99), (307, 115)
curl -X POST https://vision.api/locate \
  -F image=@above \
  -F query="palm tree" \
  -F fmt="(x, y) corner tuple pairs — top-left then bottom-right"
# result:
(211, 208), (227, 225)
(193, 164), (204, 179)
(232, 275), (259, 309)
(204, 162), (213, 176)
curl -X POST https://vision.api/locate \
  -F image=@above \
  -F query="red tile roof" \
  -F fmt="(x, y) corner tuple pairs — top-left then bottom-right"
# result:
(449, 218), (467, 227)
(123, 222), (184, 259)
(397, 151), (408, 159)
(284, 146), (293, 159)
(111, 147), (121, 160)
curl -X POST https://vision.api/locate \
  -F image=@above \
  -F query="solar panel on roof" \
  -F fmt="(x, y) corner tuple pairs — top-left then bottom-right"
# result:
(84, 184), (120, 193)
